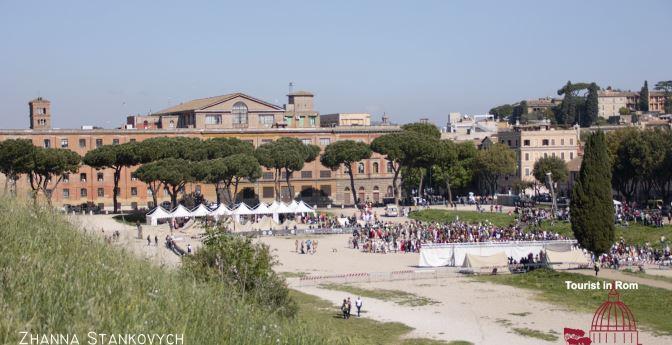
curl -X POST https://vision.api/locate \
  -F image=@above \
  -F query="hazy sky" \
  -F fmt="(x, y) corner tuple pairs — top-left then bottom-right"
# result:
(1, 0), (670, 129)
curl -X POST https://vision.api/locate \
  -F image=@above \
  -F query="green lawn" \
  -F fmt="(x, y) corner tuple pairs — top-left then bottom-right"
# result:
(292, 291), (450, 345)
(409, 209), (515, 227)
(412, 209), (672, 247)
(473, 269), (672, 336)
(319, 283), (440, 307)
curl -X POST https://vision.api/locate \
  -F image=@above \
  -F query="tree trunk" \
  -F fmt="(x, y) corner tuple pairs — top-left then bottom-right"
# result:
(233, 178), (241, 204)
(224, 182), (233, 206)
(347, 164), (357, 206)
(3, 175), (8, 195)
(215, 182), (222, 205)
(273, 168), (281, 201)
(418, 171), (424, 199)
(446, 177), (453, 204)
(285, 169), (293, 200)
(393, 166), (401, 206)
(113, 167), (121, 213)
(170, 186), (178, 209)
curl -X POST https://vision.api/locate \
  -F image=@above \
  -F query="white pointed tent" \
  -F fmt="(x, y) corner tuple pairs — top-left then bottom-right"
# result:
(286, 200), (300, 213)
(211, 204), (231, 217)
(232, 203), (255, 215)
(146, 206), (171, 226)
(461, 252), (508, 269)
(253, 202), (272, 215)
(170, 204), (192, 218)
(190, 204), (212, 217)
(295, 200), (315, 214)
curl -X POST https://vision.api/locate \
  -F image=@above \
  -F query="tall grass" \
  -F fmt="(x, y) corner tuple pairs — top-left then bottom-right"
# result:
(0, 197), (334, 344)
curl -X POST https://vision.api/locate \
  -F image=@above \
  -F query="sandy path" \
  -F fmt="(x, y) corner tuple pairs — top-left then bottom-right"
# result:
(572, 268), (672, 290)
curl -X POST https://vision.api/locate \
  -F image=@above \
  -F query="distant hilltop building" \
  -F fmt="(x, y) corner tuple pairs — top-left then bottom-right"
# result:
(597, 90), (667, 117)
(320, 113), (371, 127)
(443, 112), (497, 143)
(526, 97), (562, 113)
(29, 97), (52, 130)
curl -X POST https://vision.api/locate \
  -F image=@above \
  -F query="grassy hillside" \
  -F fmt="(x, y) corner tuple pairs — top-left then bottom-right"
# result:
(0, 198), (449, 345)
(0, 198), (327, 344)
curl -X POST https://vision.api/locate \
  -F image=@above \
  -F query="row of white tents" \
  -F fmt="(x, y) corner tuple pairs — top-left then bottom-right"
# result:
(146, 200), (315, 226)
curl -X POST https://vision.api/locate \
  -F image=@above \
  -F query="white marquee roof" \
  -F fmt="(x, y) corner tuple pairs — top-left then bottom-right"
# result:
(170, 204), (192, 218)
(190, 204), (212, 217)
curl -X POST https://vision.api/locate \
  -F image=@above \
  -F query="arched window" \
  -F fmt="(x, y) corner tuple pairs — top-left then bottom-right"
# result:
(169, 120), (175, 128)
(232, 102), (248, 125)
(386, 161), (393, 173)
(358, 162), (365, 174)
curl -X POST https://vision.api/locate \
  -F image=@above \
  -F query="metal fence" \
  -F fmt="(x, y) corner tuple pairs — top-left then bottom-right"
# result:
(296, 268), (458, 286)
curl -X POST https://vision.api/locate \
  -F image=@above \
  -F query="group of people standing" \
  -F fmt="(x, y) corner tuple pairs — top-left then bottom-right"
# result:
(340, 297), (363, 319)
(295, 239), (318, 254)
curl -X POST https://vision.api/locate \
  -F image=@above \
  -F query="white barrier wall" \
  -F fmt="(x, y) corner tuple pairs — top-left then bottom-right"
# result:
(418, 240), (577, 267)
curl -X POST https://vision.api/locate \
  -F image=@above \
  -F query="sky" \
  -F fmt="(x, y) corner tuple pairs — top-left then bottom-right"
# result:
(1, 0), (671, 129)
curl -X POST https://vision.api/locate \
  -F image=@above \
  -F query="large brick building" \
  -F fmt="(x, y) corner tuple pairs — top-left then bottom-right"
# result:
(1, 92), (400, 210)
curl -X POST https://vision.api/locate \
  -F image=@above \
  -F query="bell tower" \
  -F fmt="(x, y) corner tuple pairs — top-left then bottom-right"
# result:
(29, 97), (51, 130)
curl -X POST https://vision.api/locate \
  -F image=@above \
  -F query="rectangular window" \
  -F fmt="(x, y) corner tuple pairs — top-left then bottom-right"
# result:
(284, 116), (292, 125)
(561, 152), (565, 159)
(163, 188), (169, 197)
(43, 139), (51, 148)
(259, 115), (274, 126)
(97, 188), (104, 197)
(309, 117), (316, 126)
(63, 189), (70, 198)
(79, 139), (86, 148)
(262, 187), (274, 198)
(62, 174), (69, 183)
(80, 188), (87, 197)
(262, 172), (274, 180)
(261, 139), (273, 144)
(525, 168), (530, 176)
(525, 153), (529, 161)
(570, 138), (574, 145)
(523, 140), (530, 146)
(319, 170), (331, 178)
(97, 172), (104, 182)
(96, 139), (103, 148)
(560, 138), (565, 145)
(112, 139), (120, 145)
(80, 173), (87, 182)
(319, 138), (331, 146)
(570, 152), (574, 159)
(131, 187), (138, 196)
(129, 138), (136, 143)
(60, 139), (68, 148)
(542, 139), (549, 146)
(301, 171), (312, 179)
(320, 185), (331, 197)
(205, 114), (222, 125)
(301, 138), (312, 145)
(387, 162), (393, 173)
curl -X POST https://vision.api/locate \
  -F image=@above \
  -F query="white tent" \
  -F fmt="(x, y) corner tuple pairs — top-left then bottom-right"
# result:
(211, 204), (231, 217)
(461, 252), (508, 269)
(146, 206), (171, 226)
(170, 204), (192, 218)
(546, 249), (590, 269)
(274, 202), (293, 214)
(232, 203), (255, 215)
(286, 200), (300, 213)
(267, 200), (281, 213)
(295, 200), (315, 213)
(190, 204), (212, 217)
(253, 202), (272, 215)
(613, 200), (622, 206)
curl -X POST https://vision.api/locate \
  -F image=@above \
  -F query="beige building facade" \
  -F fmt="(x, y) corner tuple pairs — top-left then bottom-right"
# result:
(320, 113), (371, 127)
(497, 124), (581, 187)
(597, 90), (629, 118)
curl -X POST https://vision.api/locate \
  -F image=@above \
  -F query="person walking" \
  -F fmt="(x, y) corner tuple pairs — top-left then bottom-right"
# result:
(355, 297), (363, 317)
(154, 235), (158, 246)
(346, 297), (352, 319)
(341, 299), (348, 319)
(187, 244), (192, 255)
(146, 235), (151, 246)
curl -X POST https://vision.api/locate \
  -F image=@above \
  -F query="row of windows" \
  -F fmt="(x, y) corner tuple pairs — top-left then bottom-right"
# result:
(44, 138), (130, 149)
(524, 151), (575, 161)
(61, 173), (138, 183)
(62, 187), (138, 198)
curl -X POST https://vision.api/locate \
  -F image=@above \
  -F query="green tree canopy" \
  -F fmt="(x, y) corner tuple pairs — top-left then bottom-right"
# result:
(135, 158), (196, 209)
(370, 133), (406, 205)
(488, 104), (514, 120)
(83, 142), (141, 213)
(255, 138), (320, 200)
(0, 139), (34, 195)
(320, 140), (372, 205)
(583, 83), (599, 127)
(473, 143), (516, 195)
(400, 122), (441, 140)
(532, 156), (569, 188)
(639, 80), (649, 112)
(27, 148), (81, 205)
(570, 131), (614, 255)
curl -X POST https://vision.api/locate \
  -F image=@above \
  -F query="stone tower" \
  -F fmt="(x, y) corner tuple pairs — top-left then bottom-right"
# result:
(29, 97), (51, 130)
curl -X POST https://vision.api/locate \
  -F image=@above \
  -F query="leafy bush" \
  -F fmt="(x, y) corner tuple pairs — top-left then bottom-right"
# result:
(183, 229), (297, 317)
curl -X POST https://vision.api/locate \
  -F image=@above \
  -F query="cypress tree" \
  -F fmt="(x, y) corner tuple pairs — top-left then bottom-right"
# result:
(570, 131), (614, 255)
(639, 80), (649, 112)
(583, 83), (599, 127)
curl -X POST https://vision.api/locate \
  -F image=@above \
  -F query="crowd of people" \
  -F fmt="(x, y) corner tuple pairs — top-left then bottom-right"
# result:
(598, 237), (671, 268)
(615, 201), (669, 227)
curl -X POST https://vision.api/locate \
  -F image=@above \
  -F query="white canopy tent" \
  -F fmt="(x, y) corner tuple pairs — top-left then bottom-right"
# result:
(295, 200), (315, 214)
(253, 202), (272, 215)
(211, 204), (231, 217)
(286, 200), (300, 213)
(146, 206), (171, 226)
(232, 203), (255, 215)
(190, 204), (212, 217)
(461, 252), (509, 269)
(170, 204), (192, 218)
